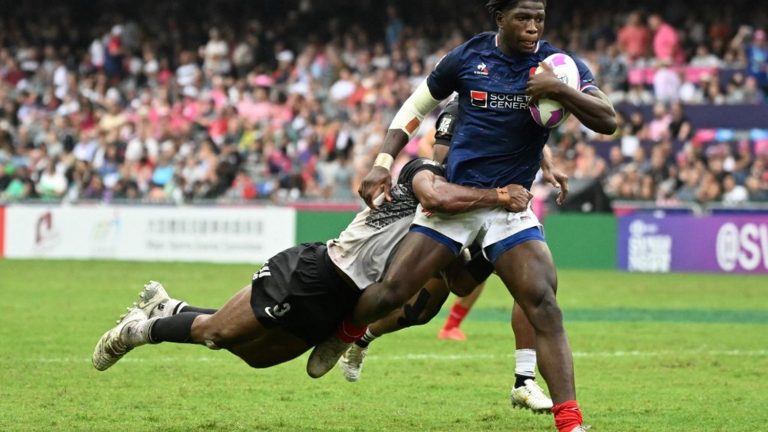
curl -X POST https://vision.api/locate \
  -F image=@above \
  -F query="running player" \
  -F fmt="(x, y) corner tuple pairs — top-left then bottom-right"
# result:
(339, 98), (557, 412)
(91, 157), (532, 373)
(307, 1), (616, 431)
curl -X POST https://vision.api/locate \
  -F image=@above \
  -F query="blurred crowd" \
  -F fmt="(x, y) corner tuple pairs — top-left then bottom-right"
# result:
(545, 102), (768, 209)
(0, 0), (766, 208)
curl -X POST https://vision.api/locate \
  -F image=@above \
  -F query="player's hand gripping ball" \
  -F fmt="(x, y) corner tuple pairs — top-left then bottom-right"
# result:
(529, 53), (580, 128)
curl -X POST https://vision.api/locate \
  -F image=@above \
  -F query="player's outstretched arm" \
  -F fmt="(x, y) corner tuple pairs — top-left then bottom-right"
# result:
(359, 81), (442, 208)
(358, 129), (409, 208)
(412, 170), (532, 214)
(527, 63), (617, 135)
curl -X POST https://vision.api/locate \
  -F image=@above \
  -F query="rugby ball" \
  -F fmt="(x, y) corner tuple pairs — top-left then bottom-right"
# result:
(529, 53), (580, 128)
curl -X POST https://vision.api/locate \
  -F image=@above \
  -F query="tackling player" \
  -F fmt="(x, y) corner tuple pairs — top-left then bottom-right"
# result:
(307, 1), (616, 431)
(92, 157), (532, 374)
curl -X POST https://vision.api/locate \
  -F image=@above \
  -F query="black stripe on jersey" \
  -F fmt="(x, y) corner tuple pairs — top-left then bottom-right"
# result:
(365, 158), (446, 230)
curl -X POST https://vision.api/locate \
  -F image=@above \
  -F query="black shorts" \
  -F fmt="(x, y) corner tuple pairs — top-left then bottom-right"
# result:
(250, 242), (361, 346)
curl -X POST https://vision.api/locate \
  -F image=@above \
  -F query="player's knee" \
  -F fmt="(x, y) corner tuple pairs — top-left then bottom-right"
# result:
(377, 279), (413, 313)
(416, 304), (441, 325)
(521, 291), (563, 333)
(450, 281), (476, 297)
(536, 295), (563, 322)
(193, 315), (236, 347)
(397, 294), (439, 328)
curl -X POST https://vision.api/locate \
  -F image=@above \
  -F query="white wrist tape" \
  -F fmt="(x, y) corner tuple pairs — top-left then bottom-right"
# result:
(374, 153), (394, 171)
(389, 80), (441, 138)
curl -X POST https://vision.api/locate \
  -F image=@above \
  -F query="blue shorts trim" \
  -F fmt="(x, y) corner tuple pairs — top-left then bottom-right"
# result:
(409, 225), (463, 256)
(484, 226), (545, 264)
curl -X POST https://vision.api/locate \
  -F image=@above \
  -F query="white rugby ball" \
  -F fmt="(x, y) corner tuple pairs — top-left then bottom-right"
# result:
(529, 53), (580, 128)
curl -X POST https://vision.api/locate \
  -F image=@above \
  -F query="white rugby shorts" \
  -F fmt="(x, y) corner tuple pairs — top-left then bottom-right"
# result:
(410, 205), (543, 262)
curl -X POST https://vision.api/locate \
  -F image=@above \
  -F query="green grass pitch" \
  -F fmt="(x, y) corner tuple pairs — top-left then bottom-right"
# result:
(1, 259), (767, 431)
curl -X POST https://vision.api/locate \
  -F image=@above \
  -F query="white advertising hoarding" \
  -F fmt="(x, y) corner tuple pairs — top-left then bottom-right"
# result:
(4, 204), (296, 263)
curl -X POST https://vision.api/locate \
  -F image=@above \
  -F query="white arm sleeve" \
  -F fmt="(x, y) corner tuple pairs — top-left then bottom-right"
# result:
(389, 80), (442, 138)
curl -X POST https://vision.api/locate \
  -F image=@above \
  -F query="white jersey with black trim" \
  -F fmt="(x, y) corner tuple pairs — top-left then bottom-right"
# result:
(327, 158), (444, 289)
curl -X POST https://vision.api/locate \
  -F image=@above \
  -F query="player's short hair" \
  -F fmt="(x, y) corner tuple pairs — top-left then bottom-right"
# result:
(485, 0), (547, 16)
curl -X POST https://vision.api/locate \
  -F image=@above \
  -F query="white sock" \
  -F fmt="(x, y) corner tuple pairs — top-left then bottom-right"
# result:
(356, 328), (379, 348)
(515, 348), (536, 378)
(157, 299), (187, 317)
(123, 317), (158, 347)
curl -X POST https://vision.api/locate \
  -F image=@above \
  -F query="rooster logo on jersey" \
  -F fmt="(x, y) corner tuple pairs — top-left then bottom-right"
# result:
(474, 62), (489, 76)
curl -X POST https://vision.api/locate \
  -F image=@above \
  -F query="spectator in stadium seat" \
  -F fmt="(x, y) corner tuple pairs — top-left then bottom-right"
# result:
(638, 173), (656, 200)
(617, 11), (650, 64)
(596, 42), (628, 93)
(730, 26), (768, 92)
(573, 141), (606, 179)
(617, 165), (641, 200)
(706, 145), (729, 183)
(748, 157), (768, 188)
(385, 6), (405, 51)
(743, 75), (766, 104)
(82, 172), (107, 200)
(103, 26), (125, 81)
(674, 164), (703, 202)
(646, 144), (674, 185)
(653, 60), (682, 102)
(696, 170), (722, 202)
(625, 83), (655, 105)
(731, 141), (753, 183)
(2, 165), (37, 200)
(203, 28), (231, 77)
(668, 102), (693, 141)
(647, 102), (672, 141)
(721, 173), (749, 206)
(725, 72), (749, 104)
(625, 110), (648, 140)
(745, 174), (768, 201)
(36, 158), (67, 198)
(690, 44), (724, 68)
(176, 50), (201, 88)
(604, 145), (626, 178)
(703, 75), (726, 104)
(648, 13), (684, 65)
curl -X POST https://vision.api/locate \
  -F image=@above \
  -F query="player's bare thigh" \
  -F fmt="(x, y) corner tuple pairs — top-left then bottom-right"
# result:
(493, 240), (557, 302)
(190, 285), (312, 368)
(191, 285), (265, 347)
(382, 231), (456, 287)
(493, 240), (561, 331)
(228, 326), (311, 368)
(352, 232), (456, 324)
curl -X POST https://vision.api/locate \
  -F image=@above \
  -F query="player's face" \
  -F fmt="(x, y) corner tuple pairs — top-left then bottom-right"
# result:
(497, 0), (546, 55)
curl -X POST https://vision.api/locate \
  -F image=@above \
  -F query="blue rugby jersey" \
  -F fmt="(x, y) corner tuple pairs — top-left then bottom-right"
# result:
(427, 32), (598, 189)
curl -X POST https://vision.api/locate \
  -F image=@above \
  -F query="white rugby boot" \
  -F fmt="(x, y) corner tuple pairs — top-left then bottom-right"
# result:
(510, 379), (554, 413)
(339, 344), (368, 382)
(117, 281), (177, 322)
(93, 308), (151, 371)
(307, 334), (351, 378)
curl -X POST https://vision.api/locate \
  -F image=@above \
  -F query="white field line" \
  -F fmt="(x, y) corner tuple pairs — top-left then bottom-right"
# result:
(8, 349), (768, 364)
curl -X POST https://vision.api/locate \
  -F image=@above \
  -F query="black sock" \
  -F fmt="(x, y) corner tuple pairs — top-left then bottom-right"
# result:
(150, 312), (201, 343)
(179, 305), (218, 314)
(515, 373), (535, 388)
